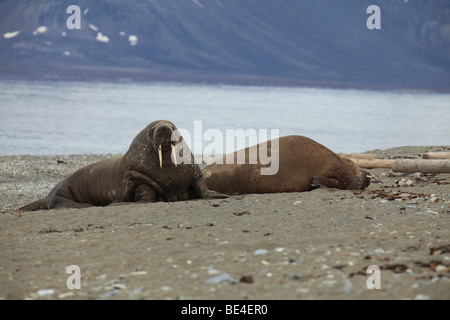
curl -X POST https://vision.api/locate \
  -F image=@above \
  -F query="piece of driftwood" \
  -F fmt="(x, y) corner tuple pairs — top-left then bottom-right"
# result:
(349, 159), (394, 168)
(422, 152), (450, 160)
(339, 153), (377, 160)
(392, 159), (450, 173)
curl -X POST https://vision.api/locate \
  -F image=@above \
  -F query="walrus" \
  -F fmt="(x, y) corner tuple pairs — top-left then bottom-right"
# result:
(202, 135), (371, 195)
(19, 120), (227, 211)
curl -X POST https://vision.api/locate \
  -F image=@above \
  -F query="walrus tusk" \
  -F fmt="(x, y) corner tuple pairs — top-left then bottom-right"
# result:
(171, 144), (177, 167)
(158, 145), (162, 168)
(366, 175), (374, 179)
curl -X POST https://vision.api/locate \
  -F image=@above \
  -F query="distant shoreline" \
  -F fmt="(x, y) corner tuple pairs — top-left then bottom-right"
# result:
(1, 69), (449, 93)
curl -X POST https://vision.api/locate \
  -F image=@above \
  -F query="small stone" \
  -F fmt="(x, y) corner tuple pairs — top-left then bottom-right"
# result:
(37, 289), (55, 297)
(435, 265), (447, 272)
(130, 271), (148, 276)
(254, 249), (267, 255)
(160, 286), (172, 291)
(208, 268), (220, 275)
(58, 292), (74, 299)
(113, 283), (126, 290)
(204, 273), (232, 284)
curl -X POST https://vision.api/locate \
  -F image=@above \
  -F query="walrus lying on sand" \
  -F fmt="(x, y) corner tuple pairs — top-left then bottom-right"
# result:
(202, 135), (372, 195)
(19, 120), (227, 211)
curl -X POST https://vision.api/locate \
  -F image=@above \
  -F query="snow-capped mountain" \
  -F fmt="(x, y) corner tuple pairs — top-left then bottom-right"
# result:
(1, 0), (449, 90)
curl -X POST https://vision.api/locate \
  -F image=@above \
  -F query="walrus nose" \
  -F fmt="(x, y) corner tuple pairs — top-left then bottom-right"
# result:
(156, 126), (174, 144)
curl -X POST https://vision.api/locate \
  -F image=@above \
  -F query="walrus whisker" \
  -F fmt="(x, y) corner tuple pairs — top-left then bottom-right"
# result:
(171, 144), (177, 167)
(158, 145), (163, 168)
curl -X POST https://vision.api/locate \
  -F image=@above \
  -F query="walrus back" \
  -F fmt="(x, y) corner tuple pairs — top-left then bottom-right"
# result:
(202, 135), (357, 194)
(56, 156), (128, 206)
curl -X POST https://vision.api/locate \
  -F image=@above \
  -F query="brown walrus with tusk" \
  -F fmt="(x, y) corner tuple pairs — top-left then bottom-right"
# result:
(19, 120), (227, 211)
(202, 135), (372, 195)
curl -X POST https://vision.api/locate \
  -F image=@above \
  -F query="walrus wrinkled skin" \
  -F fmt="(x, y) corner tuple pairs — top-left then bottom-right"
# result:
(19, 120), (227, 211)
(202, 135), (371, 195)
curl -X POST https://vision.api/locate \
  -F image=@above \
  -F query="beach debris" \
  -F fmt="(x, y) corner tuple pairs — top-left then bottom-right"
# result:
(414, 261), (450, 273)
(233, 211), (251, 216)
(58, 292), (74, 299)
(369, 189), (441, 202)
(394, 178), (413, 187)
(349, 264), (409, 277)
(415, 210), (439, 215)
(113, 283), (126, 290)
(430, 244), (450, 255)
(239, 275), (254, 284)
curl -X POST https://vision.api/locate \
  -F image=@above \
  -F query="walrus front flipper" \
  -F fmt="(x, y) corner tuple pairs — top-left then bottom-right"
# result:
(194, 177), (229, 199)
(126, 170), (168, 201)
(18, 199), (47, 212)
(134, 184), (157, 203)
(311, 176), (342, 189)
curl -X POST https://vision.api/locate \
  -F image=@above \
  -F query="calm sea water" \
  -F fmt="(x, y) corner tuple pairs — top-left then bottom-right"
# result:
(0, 78), (449, 155)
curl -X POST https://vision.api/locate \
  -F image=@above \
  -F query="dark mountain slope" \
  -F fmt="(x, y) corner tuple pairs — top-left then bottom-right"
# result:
(0, 0), (449, 90)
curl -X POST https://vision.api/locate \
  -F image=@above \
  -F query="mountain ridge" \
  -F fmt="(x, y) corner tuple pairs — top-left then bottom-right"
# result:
(1, 0), (449, 90)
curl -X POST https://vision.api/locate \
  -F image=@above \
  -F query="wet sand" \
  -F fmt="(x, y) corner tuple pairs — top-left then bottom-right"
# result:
(0, 146), (449, 300)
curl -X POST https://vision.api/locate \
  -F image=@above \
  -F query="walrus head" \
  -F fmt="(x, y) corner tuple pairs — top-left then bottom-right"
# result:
(342, 158), (372, 190)
(150, 120), (181, 168)
(357, 169), (372, 190)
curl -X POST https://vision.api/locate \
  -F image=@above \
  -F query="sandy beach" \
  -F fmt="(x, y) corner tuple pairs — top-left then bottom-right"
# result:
(0, 145), (449, 300)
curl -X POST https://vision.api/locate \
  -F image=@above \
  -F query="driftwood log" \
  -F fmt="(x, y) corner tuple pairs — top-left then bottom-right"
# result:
(339, 153), (377, 160)
(348, 159), (394, 169)
(422, 152), (450, 160)
(344, 152), (450, 173)
(391, 159), (450, 173)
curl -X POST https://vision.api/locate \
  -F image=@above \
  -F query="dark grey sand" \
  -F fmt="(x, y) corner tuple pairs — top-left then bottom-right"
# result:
(0, 146), (449, 300)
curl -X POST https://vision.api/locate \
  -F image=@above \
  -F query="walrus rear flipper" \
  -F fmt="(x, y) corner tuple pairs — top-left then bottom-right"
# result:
(18, 199), (47, 212)
(200, 189), (230, 199)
